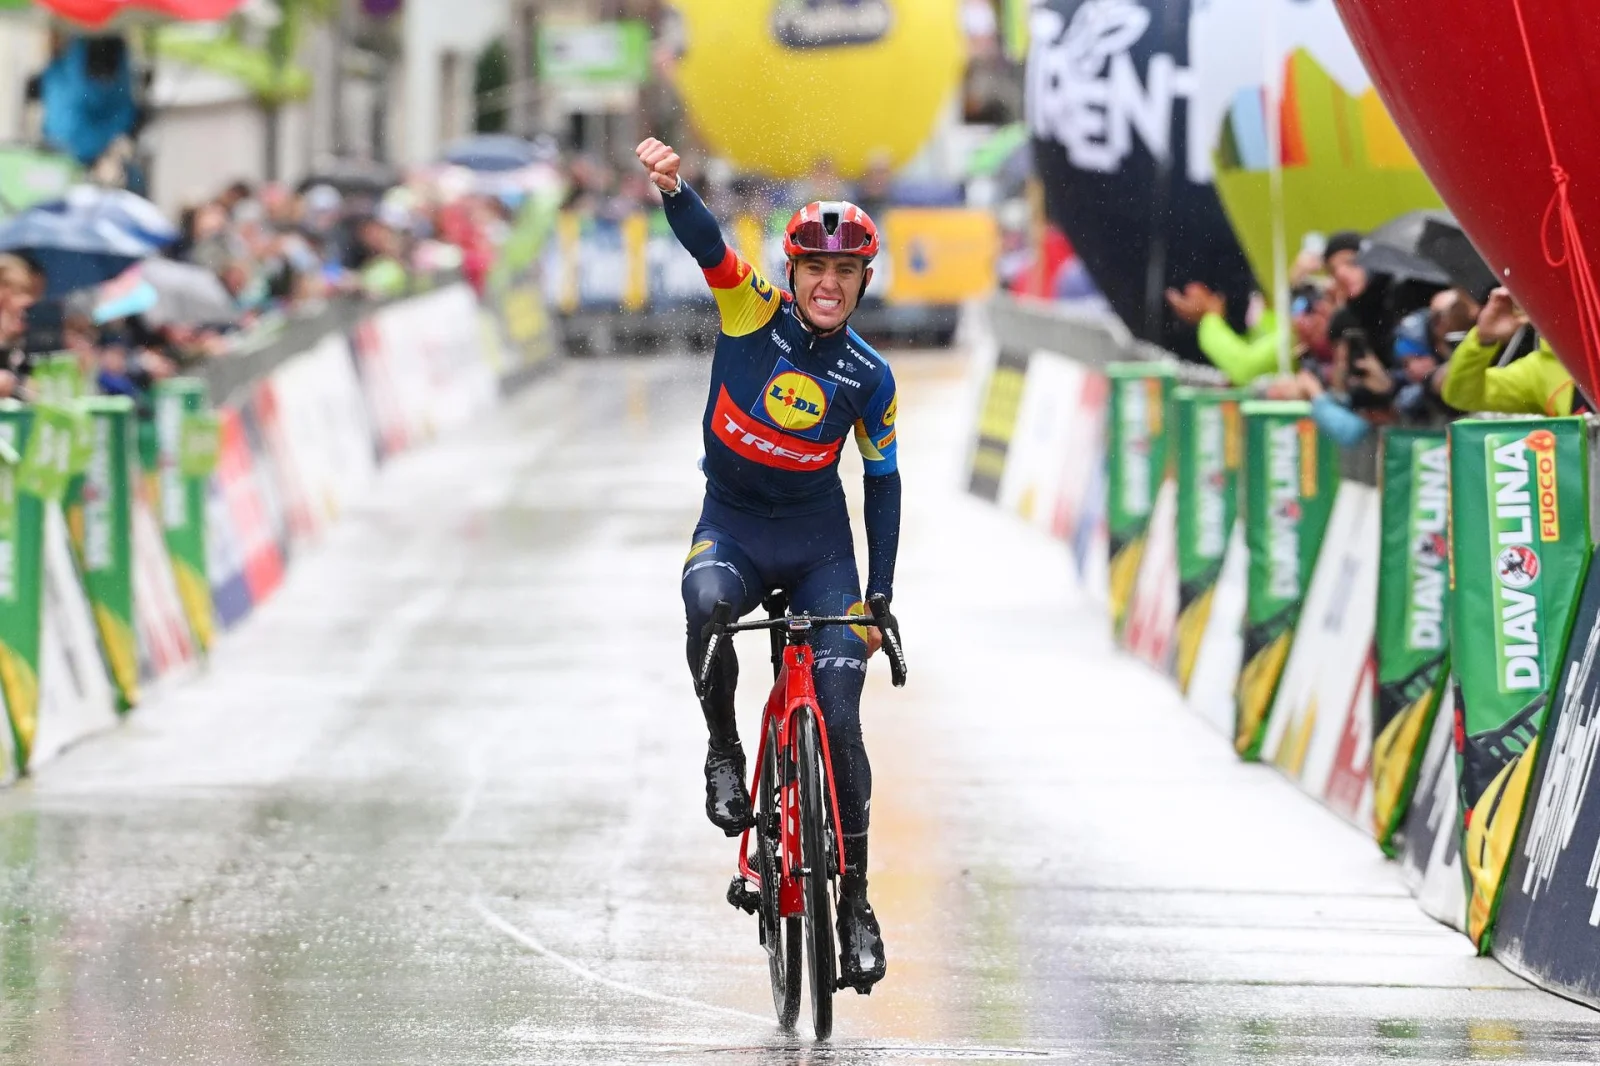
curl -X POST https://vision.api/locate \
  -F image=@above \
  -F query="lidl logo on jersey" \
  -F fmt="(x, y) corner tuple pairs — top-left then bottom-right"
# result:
(755, 358), (837, 440)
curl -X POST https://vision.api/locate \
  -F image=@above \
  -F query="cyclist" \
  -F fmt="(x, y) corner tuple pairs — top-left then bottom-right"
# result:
(637, 137), (898, 992)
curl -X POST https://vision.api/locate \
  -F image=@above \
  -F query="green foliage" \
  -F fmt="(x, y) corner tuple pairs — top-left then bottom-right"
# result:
(475, 36), (510, 134)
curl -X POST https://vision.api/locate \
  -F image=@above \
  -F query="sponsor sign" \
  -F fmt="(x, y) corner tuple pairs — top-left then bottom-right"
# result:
(1495, 559), (1600, 1006)
(30, 504), (117, 768)
(967, 347), (1030, 501)
(712, 385), (843, 472)
(0, 404), (44, 773)
(64, 399), (139, 711)
(1234, 401), (1338, 759)
(1371, 428), (1452, 854)
(1186, 521), (1247, 735)
(1448, 418), (1590, 951)
(1105, 363), (1174, 639)
(1173, 388), (1241, 691)
(154, 380), (215, 655)
(881, 209), (1000, 305)
(1399, 681), (1468, 931)
(1260, 483), (1381, 827)
(1121, 476), (1178, 671)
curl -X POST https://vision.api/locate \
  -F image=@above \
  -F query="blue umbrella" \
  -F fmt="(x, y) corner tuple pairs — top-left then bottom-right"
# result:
(62, 185), (178, 248)
(0, 190), (172, 295)
(443, 134), (539, 173)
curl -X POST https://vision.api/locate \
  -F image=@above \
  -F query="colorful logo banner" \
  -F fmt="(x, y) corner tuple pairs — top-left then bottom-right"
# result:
(66, 399), (138, 711)
(0, 404), (44, 772)
(1106, 364), (1174, 638)
(1174, 387), (1242, 691)
(154, 380), (215, 654)
(1371, 428), (1452, 853)
(1448, 418), (1590, 951)
(1235, 401), (1338, 758)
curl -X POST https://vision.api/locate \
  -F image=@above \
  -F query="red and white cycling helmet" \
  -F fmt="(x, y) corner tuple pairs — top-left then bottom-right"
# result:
(782, 201), (881, 261)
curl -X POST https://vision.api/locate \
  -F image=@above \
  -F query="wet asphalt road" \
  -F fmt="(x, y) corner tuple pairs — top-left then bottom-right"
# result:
(2, 353), (1598, 1064)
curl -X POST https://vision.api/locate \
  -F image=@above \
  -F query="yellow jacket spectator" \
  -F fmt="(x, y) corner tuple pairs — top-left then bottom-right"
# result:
(1196, 311), (1281, 387)
(1442, 289), (1584, 416)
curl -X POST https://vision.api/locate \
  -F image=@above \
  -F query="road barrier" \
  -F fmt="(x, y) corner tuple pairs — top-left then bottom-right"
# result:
(1371, 430), (1452, 855)
(0, 279), (524, 780)
(966, 293), (1600, 1008)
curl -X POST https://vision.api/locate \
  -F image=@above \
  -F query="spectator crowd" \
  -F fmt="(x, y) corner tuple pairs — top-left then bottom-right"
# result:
(0, 169), (517, 416)
(1162, 228), (1580, 442)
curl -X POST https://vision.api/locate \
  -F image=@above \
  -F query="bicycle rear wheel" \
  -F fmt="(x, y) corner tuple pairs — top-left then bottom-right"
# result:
(757, 715), (802, 1030)
(796, 706), (836, 1040)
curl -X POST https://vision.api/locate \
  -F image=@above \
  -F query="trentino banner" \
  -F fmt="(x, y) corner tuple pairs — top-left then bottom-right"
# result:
(1448, 418), (1590, 952)
(1173, 387), (1241, 691)
(1106, 363), (1174, 638)
(1371, 428), (1452, 854)
(1234, 401), (1338, 759)
(65, 399), (139, 711)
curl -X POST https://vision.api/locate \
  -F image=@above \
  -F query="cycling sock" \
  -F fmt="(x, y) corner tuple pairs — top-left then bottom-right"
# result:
(842, 832), (869, 894)
(687, 628), (741, 750)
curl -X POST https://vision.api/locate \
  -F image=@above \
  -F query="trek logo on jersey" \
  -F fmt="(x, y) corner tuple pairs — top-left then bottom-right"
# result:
(714, 386), (842, 472)
(755, 358), (838, 440)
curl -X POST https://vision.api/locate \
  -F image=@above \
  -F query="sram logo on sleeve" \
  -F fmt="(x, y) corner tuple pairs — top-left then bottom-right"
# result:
(1489, 429), (1560, 693)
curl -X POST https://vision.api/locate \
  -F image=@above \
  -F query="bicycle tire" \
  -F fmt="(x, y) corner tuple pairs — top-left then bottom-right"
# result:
(797, 706), (836, 1040)
(757, 715), (802, 1030)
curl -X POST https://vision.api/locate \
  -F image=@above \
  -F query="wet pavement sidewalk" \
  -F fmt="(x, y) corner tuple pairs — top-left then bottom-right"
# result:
(1, 353), (1596, 1065)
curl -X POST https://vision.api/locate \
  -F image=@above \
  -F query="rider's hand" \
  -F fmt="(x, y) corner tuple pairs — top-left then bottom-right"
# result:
(636, 138), (682, 193)
(865, 627), (883, 658)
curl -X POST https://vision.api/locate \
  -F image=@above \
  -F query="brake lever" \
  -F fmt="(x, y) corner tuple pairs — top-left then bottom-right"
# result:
(867, 594), (907, 688)
(696, 601), (734, 699)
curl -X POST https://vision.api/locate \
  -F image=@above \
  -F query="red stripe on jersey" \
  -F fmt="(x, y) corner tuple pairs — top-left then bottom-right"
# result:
(702, 247), (749, 289)
(711, 386), (841, 472)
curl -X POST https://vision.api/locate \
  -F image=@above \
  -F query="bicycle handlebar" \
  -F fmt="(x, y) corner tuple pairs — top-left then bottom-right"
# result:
(696, 594), (908, 695)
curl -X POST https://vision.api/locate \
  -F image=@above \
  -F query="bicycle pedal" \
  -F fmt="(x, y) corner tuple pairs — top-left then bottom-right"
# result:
(726, 876), (760, 915)
(836, 976), (875, 995)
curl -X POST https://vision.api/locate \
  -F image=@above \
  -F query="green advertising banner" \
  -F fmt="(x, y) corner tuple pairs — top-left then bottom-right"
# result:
(1370, 429), (1452, 854)
(17, 403), (81, 503)
(1449, 418), (1590, 951)
(29, 353), (82, 404)
(1173, 387), (1242, 692)
(0, 404), (43, 772)
(154, 380), (215, 654)
(1106, 363), (1175, 637)
(65, 399), (139, 711)
(1234, 401), (1339, 759)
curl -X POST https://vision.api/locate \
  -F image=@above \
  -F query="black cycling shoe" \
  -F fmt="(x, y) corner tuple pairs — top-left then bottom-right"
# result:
(836, 883), (887, 992)
(704, 742), (754, 836)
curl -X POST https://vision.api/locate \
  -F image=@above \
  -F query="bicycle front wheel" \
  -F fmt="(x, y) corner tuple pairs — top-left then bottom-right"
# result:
(757, 714), (802, 1030)
(796, 705), (836, 1040)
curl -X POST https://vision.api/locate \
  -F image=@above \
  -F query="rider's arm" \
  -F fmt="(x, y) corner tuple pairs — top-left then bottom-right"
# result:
(660, 179), (781, 338)
(855, 374), (901, 601)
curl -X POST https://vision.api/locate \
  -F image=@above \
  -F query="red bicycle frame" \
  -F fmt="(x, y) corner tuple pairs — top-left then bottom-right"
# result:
(736, 643), (849, 917)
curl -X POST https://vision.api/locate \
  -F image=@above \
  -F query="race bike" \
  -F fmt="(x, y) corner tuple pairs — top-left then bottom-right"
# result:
(699, 593), (906, 1039)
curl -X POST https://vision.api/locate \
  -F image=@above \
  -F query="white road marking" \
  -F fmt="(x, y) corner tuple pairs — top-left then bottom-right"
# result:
(470, 897), (773, 1025)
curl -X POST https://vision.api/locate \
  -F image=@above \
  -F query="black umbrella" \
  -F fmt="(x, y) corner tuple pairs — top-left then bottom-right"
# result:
(1363, 209), (1499, 297)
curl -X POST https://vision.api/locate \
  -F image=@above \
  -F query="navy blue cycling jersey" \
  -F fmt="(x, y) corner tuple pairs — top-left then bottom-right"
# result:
(661, 179), (901, 600)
